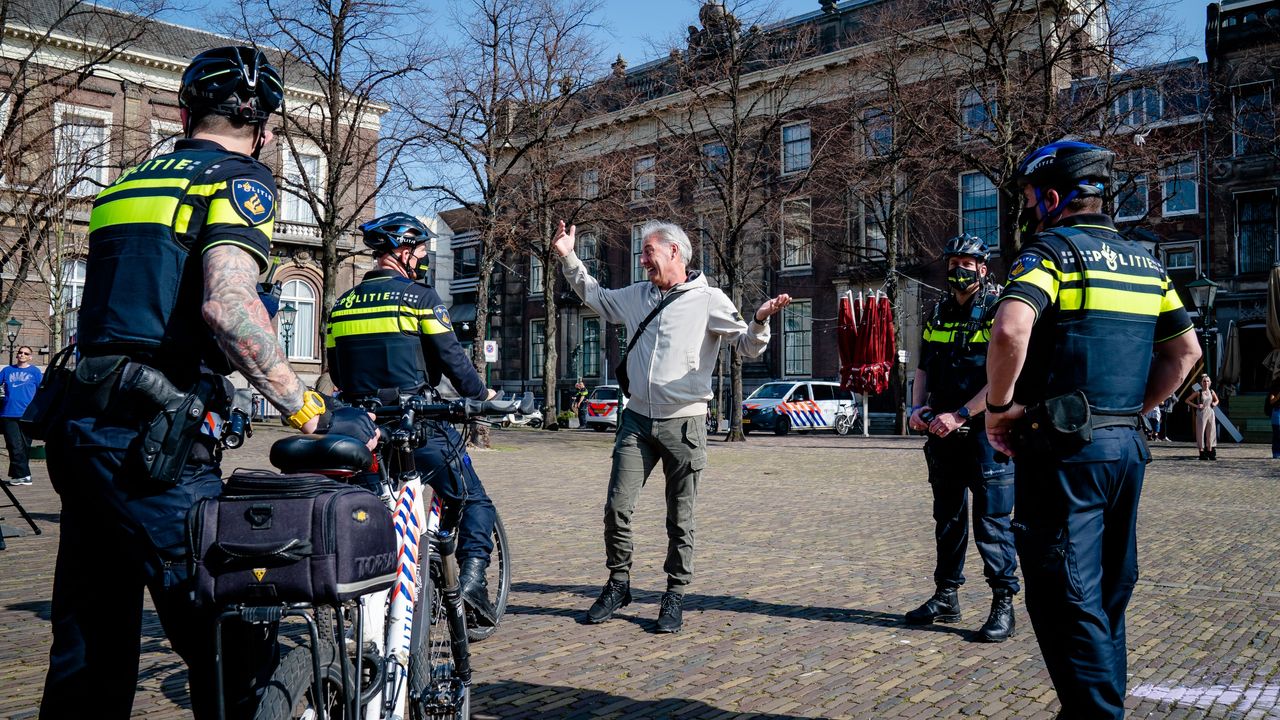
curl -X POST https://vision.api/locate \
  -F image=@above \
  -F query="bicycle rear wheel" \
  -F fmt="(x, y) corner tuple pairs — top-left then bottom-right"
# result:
(467, 511), (511, 642)
(254, 616), (352, 720)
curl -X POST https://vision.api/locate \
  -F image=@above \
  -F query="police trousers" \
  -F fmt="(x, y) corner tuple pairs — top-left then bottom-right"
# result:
(40, 413), (274, 719)
(923, 427), (1019, 593)
(604, 409), (707, 591)
(1013, 426), (1151, 720)
(416, 420), (495, 564)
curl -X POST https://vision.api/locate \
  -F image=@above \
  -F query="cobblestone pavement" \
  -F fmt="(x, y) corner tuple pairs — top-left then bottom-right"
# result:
(2, 426), (1278, 719)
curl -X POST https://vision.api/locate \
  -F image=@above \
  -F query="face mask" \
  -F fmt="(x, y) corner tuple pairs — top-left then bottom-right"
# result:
(1017, 204), (1041, 235)
(947, 267), (979, 293)
(414, 256), (431, 280)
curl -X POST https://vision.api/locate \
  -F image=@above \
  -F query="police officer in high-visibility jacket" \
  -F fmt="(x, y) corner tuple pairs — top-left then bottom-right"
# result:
(905, 234), (1018, 643)
(40, 47), (375, 719)
(326, 213), (502, 624)
(985, 141), (1201, 719)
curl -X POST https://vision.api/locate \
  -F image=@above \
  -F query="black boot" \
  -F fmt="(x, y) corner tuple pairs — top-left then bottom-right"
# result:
(655, 590), (684, 633)
(973, 589), (1015, 642)
(1210, 448), (1217, 461)
(586, 578), (632, 624)
(1199, 450), (1208, 461)
(904, 587), (961, 625)
(458, 557), (498, 627)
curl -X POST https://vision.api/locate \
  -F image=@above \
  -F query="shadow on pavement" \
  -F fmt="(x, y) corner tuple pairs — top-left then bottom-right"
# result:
(506, 582), (970, 637)
(472, 680), (816, 719)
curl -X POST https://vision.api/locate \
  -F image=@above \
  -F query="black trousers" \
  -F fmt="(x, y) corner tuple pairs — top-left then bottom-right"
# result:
(2, 416), (30, 479)
(923, 427), (1019, 593)
(40, 414), (273, 719)
(1014, 427), (1150, 720)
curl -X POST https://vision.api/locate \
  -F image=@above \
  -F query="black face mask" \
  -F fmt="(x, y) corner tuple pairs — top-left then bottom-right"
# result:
(414, 257), (431, 281)
(947, 267), (980, 293)
(1017, 204), (1042, 235)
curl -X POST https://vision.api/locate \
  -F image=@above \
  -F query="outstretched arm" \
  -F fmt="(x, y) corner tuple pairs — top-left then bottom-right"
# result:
(202, 245), (309, 421)
(553, 220), (633, 325)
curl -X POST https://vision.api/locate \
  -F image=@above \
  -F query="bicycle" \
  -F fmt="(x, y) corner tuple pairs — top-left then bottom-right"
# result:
(249, 392), (530, 720)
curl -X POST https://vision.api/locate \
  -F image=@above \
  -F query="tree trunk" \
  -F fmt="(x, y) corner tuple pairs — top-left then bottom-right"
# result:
(468, 221), (498, 449)
(320, 226), (341, 376)
(726, 279), (747, 442)
(542, 267), (559, 430)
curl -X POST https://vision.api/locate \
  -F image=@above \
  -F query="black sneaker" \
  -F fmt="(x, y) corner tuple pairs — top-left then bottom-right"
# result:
(655, 591), (683, 633)
(585, 579), (631, 624)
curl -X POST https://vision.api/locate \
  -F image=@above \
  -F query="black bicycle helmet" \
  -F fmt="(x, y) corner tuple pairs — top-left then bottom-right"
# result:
(180, 46), (284, 124)
(1014, 141), (1114, 197)
(942, 234), (990, 263)
(360, 212), (431, 254)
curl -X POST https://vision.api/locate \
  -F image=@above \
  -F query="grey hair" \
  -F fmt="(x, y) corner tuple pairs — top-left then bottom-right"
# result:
(640, 220), (692, 265)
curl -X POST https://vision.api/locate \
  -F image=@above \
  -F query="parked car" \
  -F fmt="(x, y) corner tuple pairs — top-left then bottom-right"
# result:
(584, 384), (628, 431)
(741, 380), (859, 436)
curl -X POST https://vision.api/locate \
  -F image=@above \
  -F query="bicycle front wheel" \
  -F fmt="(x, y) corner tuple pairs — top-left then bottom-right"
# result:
(409, 549), (470, 720)
(467, 511), (511, 642)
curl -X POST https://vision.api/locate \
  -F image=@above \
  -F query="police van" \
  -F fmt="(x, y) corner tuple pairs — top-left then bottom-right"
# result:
(741, 380), (859, 435)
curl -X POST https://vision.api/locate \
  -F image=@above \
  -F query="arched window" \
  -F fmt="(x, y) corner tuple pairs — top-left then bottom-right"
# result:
(59, 259), (87, 346)
(277, 279), (317, 360)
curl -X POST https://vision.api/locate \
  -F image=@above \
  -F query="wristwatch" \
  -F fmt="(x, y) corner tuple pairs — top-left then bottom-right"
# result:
(286, 389), (327, 430)
(956, 405), (971, 420)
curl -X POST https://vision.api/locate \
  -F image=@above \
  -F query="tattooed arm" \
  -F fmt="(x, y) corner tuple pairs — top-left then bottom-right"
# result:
(201, 244), (312, 425)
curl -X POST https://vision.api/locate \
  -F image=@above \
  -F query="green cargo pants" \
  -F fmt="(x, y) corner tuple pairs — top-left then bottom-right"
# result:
(604, 408), (708, 591)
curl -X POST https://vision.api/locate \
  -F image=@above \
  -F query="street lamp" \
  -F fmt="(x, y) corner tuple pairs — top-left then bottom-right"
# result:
(5, 317), (21, 365)
(279, 301), (297, 359)
(1186, 273), (1219, 373)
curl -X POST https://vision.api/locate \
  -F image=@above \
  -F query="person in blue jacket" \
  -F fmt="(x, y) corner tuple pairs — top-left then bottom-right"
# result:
(1, 345), (41, 486)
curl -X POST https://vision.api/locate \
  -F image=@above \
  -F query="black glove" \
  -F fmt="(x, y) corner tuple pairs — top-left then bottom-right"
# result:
(318, 405), (377, 446)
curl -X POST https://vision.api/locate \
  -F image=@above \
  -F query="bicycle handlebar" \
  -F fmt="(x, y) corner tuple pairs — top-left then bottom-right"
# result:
(368, 391), (535, 424)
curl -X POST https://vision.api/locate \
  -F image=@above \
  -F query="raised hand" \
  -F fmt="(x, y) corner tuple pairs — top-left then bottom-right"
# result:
(753, 294), (793, 322)
(552, 220), (576, 258)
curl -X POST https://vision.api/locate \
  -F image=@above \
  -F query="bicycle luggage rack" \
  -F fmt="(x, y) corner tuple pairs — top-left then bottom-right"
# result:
(213, 602), (361, 720)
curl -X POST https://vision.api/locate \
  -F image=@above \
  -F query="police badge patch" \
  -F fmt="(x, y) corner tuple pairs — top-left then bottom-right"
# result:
(433, 304), (453, 330)
(1009, 253), (1040, 280)
(231, 178), (275, 225)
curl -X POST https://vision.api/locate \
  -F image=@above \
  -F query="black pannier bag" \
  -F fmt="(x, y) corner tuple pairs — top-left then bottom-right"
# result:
(189, 470), (397, 607)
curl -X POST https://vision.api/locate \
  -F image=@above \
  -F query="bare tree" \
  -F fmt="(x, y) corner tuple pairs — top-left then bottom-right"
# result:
(221, 0), (429, 373)
(0, 0), (169, 322)
(411, 0), (608, 440)
(647, 0), (851, 441)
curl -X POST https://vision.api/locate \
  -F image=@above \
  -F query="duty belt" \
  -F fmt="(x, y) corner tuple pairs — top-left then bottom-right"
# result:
(1091, 414), (1142, 430)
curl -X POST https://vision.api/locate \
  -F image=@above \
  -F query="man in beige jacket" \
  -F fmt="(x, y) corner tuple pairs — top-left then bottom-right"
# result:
(553, 219), (790, 633)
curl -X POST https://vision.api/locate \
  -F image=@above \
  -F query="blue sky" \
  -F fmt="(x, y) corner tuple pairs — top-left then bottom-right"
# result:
(600, 0), (1210, 65)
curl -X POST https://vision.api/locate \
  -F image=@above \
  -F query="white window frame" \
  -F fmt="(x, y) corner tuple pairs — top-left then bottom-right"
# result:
(781, 121), (811, 175)
(782, 300), (813, 377)
(1160, 157), (1199, 217)
(281, 140), (326, 225)
(782, 197), (812, 269)
(54, 103), (113, 197)
(631, 155), (655, 202)
(528, 255), (544, 295)
(150, 119), (182, 157)
(581, 168), (599, 199)
(1113, 86), (1162, 128)
(958, 171), (1000, 247)
(1160, 242), (1199, 273)
(58, 258), (87, 346)
(0, 97), (10, 185)
(529, 319), (546, 379)
(701, 141), (727, 187)
(861, 192), (889, 255)
(958, 86), (996, 140)
(277, 279), (318, 361)
(1113, 173), (1149, 222)
(631, 223), (646, 282)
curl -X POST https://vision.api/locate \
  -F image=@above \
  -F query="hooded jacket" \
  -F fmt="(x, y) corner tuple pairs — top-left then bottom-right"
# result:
(559, 251), (770, 419)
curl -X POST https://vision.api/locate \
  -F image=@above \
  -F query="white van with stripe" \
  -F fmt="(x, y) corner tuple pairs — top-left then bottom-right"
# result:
(741, 380), (859, 435)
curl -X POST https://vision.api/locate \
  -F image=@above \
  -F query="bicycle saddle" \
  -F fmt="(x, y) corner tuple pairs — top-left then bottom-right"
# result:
(270, 434), (373, 475)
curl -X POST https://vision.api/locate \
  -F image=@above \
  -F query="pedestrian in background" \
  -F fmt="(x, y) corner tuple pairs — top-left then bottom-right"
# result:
(553, 218), (790, 633)
(573, 380), (589, 428)
(985, 141), (1200, 719)
(1187, 374), (1219, 461)
(1266, 374), (1280, 459)
(905, 235), (1018, 643)
(1, 346), (41, 486)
